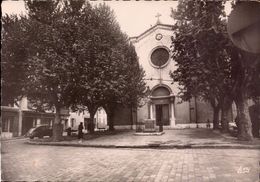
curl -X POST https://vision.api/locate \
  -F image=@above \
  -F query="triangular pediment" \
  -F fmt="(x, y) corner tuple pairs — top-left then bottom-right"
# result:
(129, 23), (173, 43)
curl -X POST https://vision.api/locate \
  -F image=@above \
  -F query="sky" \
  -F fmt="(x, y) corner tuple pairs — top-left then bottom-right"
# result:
(2, 0), (232, 37)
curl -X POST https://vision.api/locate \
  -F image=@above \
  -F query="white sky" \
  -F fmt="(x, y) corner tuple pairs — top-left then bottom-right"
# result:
(2, 0), (232, 37)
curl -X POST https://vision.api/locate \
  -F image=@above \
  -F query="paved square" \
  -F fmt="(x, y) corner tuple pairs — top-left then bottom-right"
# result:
(1, 139), (260, 181)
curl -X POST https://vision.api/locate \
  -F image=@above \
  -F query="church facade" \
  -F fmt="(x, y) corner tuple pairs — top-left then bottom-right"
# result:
(129, 23), (216, 129)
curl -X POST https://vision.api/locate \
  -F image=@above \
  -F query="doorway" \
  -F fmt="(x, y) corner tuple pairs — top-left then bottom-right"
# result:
(155, 104), (170, 126)
(22, 117), (34, 135)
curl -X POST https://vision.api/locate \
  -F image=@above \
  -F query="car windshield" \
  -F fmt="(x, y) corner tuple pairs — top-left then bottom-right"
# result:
(28, 128), (36, 133)
(39, 125), (51, 129)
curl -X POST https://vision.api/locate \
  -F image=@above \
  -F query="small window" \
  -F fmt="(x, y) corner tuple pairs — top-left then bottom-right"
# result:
(2, 118), (9, 132)
(2, 117), (14, 132)
(71, 118), (75, 127)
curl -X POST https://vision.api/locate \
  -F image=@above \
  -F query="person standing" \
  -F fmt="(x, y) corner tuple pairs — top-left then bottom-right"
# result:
(78, 122), (84, 142)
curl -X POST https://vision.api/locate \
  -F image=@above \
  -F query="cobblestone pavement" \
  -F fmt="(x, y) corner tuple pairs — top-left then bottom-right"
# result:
(35, 129), (259, 148)
(1, 139), (260, 182)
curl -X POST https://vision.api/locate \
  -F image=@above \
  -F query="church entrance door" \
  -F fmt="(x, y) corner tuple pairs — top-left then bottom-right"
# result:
(155, 104), (170, 126)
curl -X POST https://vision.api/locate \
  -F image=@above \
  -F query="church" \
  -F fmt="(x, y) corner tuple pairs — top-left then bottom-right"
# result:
(128, 19), (216, 129)
(1, 19), (225, 139)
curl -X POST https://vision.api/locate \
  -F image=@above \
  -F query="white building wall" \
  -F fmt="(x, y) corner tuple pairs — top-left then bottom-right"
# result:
(68, 111), (89, 130)
(68, 107), (107, 130)
(131, 24), (190, 127)
(133, 28), (179, 94)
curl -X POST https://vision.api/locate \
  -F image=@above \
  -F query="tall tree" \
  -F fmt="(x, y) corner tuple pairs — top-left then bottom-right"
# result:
(102, 39), (146, 131)
(170, 0), (234, 131)
(232, 51), (258, 140)
(2, 15), (30, 106)
(23, 0), (84, 140)
(74, 4), (146, 132)
(227, 2), (259, 141)
(2, 0), (146, 138)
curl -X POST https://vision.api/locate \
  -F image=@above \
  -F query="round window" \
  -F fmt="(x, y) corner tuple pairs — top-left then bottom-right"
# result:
(150, 47), (170, 67)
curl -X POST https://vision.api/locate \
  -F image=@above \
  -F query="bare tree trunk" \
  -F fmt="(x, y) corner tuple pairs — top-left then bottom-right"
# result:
(249, 102), (260, 138)
(88, 111), (95, 134)
(231, 53), (255, 141)
(18, 103), (23, 136)
(234, 99), (241, 135)
(104, 105), (115, 131)
(108, 112), (115, 131)
(221, 108), (229, 133)
(213, 107), (220, 130)
(220, 98), (232, 133)
(85, 104), (98, 133)
(236, 96), (253, 141)
(52, 107), (63, 141)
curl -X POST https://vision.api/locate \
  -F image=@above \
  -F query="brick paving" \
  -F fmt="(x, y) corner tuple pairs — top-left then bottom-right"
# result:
(29, 129), (260, 148)
(1, 139), (260, 182)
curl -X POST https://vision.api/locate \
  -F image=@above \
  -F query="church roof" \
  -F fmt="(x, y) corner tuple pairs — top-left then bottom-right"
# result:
(129, 23), (173, 43)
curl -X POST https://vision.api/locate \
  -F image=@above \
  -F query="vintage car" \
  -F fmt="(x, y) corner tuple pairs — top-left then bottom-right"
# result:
(26, 125), (53, 139)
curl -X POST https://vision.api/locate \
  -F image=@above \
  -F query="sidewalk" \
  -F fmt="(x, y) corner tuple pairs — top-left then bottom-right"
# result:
(26, 129), (260, 149)
(1, 136), (27, 141)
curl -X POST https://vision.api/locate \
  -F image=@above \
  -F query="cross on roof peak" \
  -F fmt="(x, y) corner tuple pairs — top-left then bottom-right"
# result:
(155, 13), (162, 24)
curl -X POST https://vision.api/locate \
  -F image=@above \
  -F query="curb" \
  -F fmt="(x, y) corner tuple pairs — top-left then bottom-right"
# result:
(1, 137), (27, 141)
(25, 141), (260, 150)
(134, 132), (165, 136)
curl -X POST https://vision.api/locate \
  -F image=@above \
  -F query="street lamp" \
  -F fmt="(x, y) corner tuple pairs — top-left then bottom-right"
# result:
(227, 1), (260, 54)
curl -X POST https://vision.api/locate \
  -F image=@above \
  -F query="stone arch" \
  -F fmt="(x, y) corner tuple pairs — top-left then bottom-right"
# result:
(151, 84), (172, 97)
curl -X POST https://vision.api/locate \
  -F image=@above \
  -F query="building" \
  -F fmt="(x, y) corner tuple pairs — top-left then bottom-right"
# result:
(1, 106), (20, 138)
(129, 21), (216, 129)
(1, 97), (56, 139)
(67, 107), (108, 131)
(1, 96), (109, 138)
(1, 21), (236, 138)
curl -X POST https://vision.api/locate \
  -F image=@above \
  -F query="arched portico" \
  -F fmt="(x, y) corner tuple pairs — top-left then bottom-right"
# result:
(148, 85), (176, 128)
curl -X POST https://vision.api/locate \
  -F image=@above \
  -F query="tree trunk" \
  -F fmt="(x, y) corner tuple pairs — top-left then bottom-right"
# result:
(88, 112), (95, 134)
(234, 99), (241, 135)
(220, 98), (232, 133)
(107, 112), (115, 131)
(213, 107), (220, 130)
(52, 107), (63, 141)
(236, 97), (253, 141)
(104, 104), (115, 131)
(18, 103), (23, 136)
(233, 52), (256, 141)
(221, 108), (229, 133)
(107, 108), (115, 131)
(249, 103), (260, 138)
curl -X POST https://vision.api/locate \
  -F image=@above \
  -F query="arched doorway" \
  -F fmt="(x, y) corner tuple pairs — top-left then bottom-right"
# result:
(94, 107), (107, 130)
(149, 85), (175, 128)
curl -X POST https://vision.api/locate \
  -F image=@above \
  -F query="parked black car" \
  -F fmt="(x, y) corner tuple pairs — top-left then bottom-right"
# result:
(26, 125), (53, 139)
